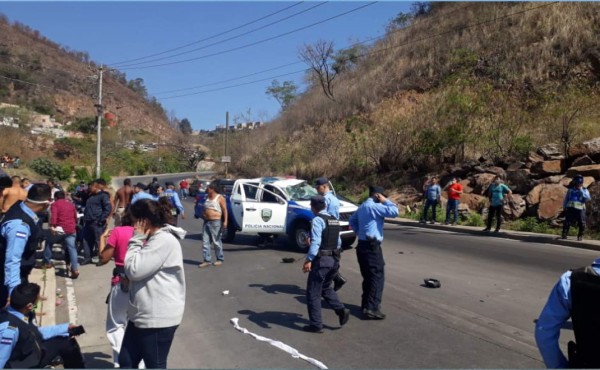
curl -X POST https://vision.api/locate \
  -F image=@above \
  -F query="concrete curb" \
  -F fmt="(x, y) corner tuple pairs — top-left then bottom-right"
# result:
(30, 267), (56, 326)
(386, 218), (600, 252)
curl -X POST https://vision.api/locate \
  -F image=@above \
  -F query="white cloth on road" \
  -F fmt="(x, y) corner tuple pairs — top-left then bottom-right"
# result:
(230, 317), (328, 369)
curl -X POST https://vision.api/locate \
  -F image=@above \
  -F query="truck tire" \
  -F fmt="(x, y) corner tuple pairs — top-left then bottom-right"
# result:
(291, 221), (311, 252)
(341, 235), (356, 250)
(221, 223), (236, 243)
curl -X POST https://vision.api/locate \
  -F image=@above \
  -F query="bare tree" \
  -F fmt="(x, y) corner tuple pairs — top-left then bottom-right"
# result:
(299, 40), (337, 101)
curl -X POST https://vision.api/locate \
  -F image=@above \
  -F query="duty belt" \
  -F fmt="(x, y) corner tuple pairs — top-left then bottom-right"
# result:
(318, 249), (341, 257)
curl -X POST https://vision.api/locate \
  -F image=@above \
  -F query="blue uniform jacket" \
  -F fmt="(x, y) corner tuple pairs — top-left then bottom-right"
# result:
(0, 203), (38, 295)
(165, 189), (185, 215)
(535, 258), (600, 368)
(349, 198), (399, 242)
(131, 191), (155, 205)
(306, 211), (341, 262)
(323, 191), (340, 220)
(0, 306), (69, 367)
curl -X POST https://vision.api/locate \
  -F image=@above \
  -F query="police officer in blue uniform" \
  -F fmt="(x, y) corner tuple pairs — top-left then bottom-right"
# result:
(315, 177), (347, 291)
(0, 184), (51, 308)
(561, 174), (591, 241)
(302, 195), (350, 333)
(164, 182), (186, 226)
(535, 257), (600, 368)
(0, 282), (85, 368)
(349, 185), (399, 320)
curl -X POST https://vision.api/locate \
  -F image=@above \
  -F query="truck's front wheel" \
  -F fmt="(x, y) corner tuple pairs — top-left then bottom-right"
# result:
(291, 221), (311, 252)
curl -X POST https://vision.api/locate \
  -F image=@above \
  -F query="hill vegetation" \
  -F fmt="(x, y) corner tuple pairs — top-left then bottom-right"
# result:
(209, 2), (600, 191)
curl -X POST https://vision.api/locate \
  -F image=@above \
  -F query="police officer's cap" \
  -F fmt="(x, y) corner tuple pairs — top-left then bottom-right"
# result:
(135, 182), (147, 190)
(369, 185), (387, 197)
(165, 181), (175, 187)
(574, 174), (584, 184)
(315, 177), (329, 187)
(310, 195), (326, 208)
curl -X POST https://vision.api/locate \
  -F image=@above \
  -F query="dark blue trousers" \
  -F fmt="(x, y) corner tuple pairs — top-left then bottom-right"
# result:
(306, 256), (345, 328)
(118, 321), (178, 369)
(81, 222), (104, 259)
(356, 240), (385, 311)
(421, 199), (438, 221)
(563, 208), (585, 237)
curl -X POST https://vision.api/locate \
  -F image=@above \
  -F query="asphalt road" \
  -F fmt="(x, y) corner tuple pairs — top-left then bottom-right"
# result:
(72, 195), (598, 368)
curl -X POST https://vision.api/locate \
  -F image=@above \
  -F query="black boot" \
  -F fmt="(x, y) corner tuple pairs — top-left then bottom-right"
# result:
(335, 308), (350, 326)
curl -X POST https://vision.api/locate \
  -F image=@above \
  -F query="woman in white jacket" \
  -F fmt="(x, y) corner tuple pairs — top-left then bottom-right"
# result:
(119, 199), (186, 369)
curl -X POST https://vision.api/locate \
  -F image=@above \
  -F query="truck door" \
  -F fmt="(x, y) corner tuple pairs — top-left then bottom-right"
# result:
(239, 184), (287, 234)
(230, 181), (247, 228)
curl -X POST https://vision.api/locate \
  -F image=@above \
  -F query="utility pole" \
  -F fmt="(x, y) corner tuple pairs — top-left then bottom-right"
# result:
(224, 111), (229, 178)
(95, 65), (104, 178)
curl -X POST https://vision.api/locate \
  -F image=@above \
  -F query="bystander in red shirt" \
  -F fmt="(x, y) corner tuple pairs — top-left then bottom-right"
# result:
(51, 198), (78, 234)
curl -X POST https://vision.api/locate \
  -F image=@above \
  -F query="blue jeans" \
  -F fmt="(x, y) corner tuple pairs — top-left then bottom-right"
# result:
(180, 188), (188, 199)
(421, 199), (438, 221)
(445, 199), (459, 224)
(118, 322), (178, 369)
(202, 220), (224, 263)
(43, 233), (78, 271)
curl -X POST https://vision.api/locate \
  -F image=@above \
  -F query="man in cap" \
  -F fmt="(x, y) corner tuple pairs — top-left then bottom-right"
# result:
(349, 185), (399, 320)
(315, 176), (347, 291)
(131, 182), (154, 205)
(147, 177), (160, 197)
(302, 195), (350, 333)
(80, 179), (112, 265)
(535, 257), (600, 368)
(561, 174), (590, 241)
(0, 184), (52, 307)
(163, 182), (185, 226)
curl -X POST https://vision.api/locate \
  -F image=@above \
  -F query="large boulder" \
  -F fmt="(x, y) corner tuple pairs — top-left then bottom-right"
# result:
(526, 184), (544, 206)
(531, 160), (563, 176)
(506, 169), (534, 194)
(568, 137), (600, 161)
(537, 184), (568, 220)
(461, 193), (487, 212)
(572, 155), (595, 167)
(507, 162), (526, 171)
(472, 173), (496, 195)
(586, 181), (600, 229)
(528, 151), (545, 163)
(538, 175), (562, 184)
(566, 164), (600, 180)
(503, 194), (526, 220)
(483, 166), (506, 178)
(559, 176), (595, 188)
(390, 185), (422, 206)
(459, 179), (473, 194)
(537, 144), (563, 160)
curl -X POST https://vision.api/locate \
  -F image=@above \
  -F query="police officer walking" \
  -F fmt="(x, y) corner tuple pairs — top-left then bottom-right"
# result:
(0, 184), (51, 307)
(349, 185), (399, 320)
(535, 257), (600, 368)
(302, 195), (350, 333)
(164, 182), (185, 226)
(561, 174), (591, 241)
(315, 177), (346, 291)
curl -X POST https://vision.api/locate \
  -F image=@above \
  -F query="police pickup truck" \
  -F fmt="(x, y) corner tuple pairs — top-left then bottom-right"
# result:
(194, 177), (357, 250)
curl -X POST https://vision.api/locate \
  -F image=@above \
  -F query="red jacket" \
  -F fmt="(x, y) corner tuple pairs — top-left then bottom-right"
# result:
(50, 199), (78, 234)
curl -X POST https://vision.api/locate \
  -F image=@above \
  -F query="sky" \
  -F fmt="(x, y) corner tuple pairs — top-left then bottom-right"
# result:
(0, 1), (411, 130)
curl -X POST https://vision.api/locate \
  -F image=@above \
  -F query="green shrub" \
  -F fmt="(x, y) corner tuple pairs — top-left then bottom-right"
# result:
(29, 158), (71, 180)
(464, 213), (485, 227)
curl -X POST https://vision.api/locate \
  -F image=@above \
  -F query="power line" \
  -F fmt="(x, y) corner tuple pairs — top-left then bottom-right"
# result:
(113, 2), (327, 68)
(118, 2), (378, 71)
(154, 2), (558, 101)
(108, 2), (305, 66)
(0, 74), (60, 90)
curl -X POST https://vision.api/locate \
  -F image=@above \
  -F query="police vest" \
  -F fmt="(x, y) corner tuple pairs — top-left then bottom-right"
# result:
(0, 310), (44, 368)
(0, 202), (41, 279)
(165, 190), (178, 216)
(569, 266), (600, 368)
(566, 189), (586, 210)
(317, 214), (341, 251)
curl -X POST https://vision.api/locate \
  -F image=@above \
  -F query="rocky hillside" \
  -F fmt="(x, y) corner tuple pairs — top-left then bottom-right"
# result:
(0, 15), (174, 136)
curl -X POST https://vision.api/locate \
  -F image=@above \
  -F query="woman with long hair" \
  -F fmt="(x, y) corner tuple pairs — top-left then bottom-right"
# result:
(119, 199), (186, 369)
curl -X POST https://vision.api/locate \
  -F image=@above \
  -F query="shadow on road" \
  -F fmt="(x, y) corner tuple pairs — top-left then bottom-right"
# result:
(83, 351), (113, 368)
(183, 258), (202, 266)
(249, 283), (304, 296)
(238, 309), (309, 330)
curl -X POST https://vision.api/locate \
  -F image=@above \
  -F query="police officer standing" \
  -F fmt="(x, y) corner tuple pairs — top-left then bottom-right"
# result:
(535, 257), (600, 368)
(302, 195), (350, 333)
(315, 177), (347, 291)
(0, 184), (51, 307)
(561, 174), (591, 241)
(349, 185), (399, 320)
(164, 182), (185, 226)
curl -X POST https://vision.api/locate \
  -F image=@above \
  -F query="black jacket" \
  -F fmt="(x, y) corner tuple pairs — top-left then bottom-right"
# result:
(82, 191), (111, 224)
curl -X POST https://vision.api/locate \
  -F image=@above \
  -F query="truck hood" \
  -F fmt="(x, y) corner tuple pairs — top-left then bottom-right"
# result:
(294, 200), (358, 212)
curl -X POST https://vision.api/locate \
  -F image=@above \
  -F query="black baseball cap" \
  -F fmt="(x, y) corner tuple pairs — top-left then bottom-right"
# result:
(314, 177), (329, 187)
(369, 185), (387, 197)
(135, 182), (147, 190)
(310, 195), (326, 208)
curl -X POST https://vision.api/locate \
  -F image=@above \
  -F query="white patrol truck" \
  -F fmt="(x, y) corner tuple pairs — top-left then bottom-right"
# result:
(225, 177), (358, 250)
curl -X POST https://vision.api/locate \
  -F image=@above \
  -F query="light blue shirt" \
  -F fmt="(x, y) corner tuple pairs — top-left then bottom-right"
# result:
(488, 183), (511, 207)
(0, 202), (38, 295)
(535, 258), (600, 368)
(165, 189), (184, 215)
(425, 184), (441, 201)
(306, 211), (341, 262)
(323, 191), (340, 220)
(349, 198), (399, 242)
(131, 191), (155, 204)
(0, 307), (69, 367)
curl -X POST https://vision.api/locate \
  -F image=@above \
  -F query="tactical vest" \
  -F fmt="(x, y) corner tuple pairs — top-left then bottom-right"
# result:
(165, 190), (179, 216)
(569, 266), (600, 368)
(0, 310), (44, 368)
(317, 214), (341, 251)
(566, 189), (586, 210)
(0, 202), (41, 279)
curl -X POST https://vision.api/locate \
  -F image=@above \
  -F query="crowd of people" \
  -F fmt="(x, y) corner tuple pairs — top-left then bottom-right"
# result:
(0, 154), (20, 169)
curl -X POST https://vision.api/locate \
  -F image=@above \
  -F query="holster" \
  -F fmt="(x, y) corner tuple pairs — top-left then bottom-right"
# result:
(318, 249), (341, 259)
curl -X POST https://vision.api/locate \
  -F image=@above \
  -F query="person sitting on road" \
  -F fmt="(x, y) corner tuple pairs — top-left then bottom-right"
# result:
(535, 257), (600, 368)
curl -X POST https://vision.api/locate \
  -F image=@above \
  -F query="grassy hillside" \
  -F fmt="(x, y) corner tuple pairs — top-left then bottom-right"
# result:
(215, 2), (600, 189)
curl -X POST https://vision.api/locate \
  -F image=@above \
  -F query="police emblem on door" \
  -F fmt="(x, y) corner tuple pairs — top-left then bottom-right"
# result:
(261, 209), (272, 222)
